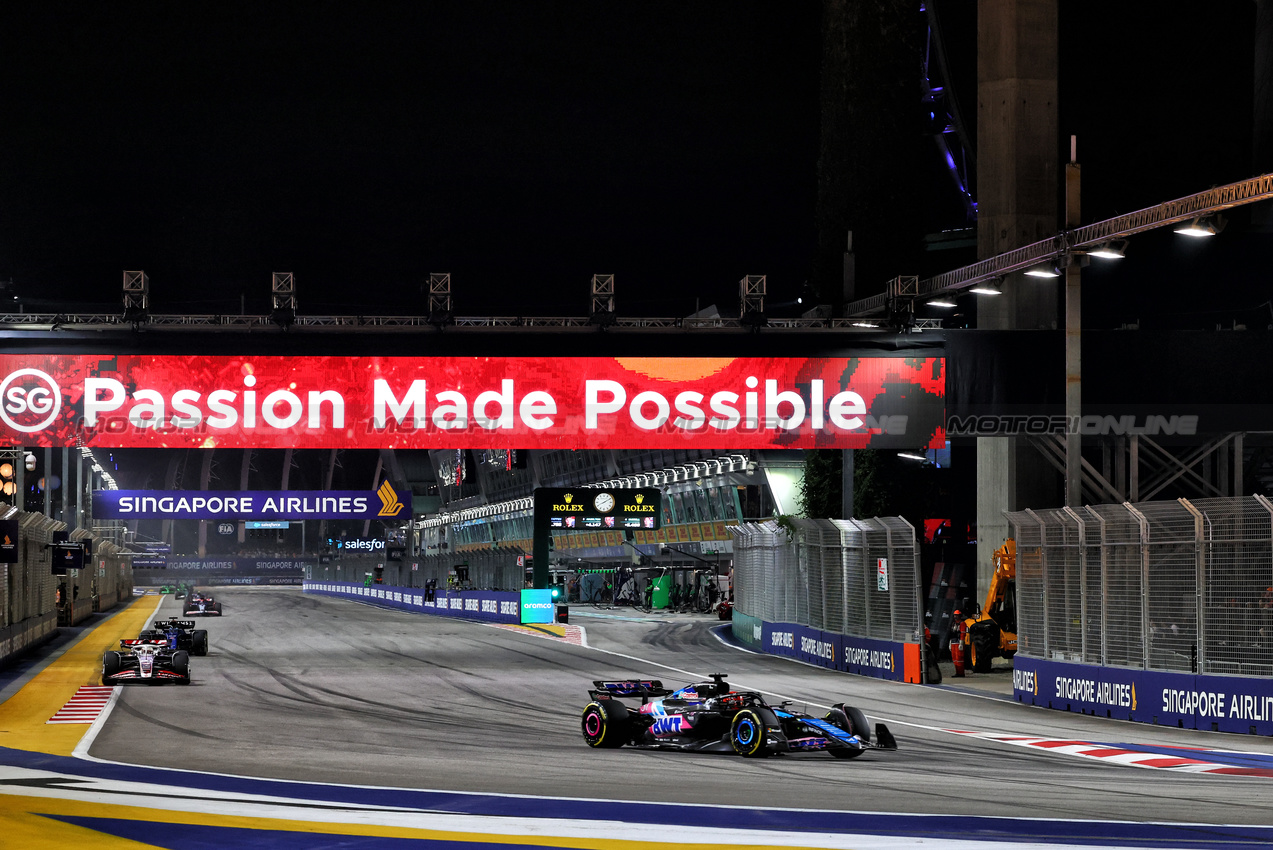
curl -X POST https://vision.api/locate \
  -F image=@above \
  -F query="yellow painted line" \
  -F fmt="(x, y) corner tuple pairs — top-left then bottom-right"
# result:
(0, 797), (163, 850)
(0, 595), (162, 756)
(507, 623), (568, 637)
(0, 795), (823, 849)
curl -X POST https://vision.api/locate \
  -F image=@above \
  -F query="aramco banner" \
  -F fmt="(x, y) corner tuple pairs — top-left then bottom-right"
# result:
(93, 482), (409, 519)
(0, 355), (944, 450)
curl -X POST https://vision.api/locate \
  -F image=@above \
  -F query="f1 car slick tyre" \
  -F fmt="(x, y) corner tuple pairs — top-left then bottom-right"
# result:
(969, 622), (999, 673)
(581, 701), (629, 748)
(730, 708), (770, 757)
(172, 650), (191, 684)
(102, 650), (121, 681)
(192, 630), (209, 656)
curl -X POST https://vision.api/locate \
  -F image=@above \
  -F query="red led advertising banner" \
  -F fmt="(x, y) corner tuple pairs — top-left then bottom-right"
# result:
(0, 355), (944, 450)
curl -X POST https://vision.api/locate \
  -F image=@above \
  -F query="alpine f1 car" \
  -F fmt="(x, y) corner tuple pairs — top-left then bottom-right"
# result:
(581, 673), (897, 758)
(137, 617), (209, 656)
(183, 591), (223, 616)
(102, 639), (191, 685)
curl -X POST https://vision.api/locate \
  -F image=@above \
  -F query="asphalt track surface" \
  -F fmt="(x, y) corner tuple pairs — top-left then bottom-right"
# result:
(90, 589), (1273, 830)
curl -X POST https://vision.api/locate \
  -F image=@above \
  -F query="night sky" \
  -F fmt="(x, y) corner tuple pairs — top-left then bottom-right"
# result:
(0, 2), (1266, 326)
(2, 2), (820, 317)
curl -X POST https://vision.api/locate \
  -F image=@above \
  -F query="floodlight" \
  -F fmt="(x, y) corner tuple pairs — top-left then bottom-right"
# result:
(1087, 240), (1127, 259)
(1024, 263), (1060, 278)
(1174, 215), (1224, 238)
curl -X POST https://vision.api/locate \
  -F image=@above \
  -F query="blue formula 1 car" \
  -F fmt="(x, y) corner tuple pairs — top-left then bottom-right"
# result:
(580, 673), (897, 758)
(137, 617), (209, 656)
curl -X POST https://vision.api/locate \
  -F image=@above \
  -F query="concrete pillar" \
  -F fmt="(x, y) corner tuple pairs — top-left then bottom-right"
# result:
(44, 447), (52, 518)
(840, 449), (855, 519)
(1235, 433), (1245, 496)
(975, 0), (1060, 591)
(363, 455), (383, 538)
(13, 446), (23, 512)
(197, 451), (213, 558)
(976, 0), (1060, 294)
(1255, 0), (1273, 231)
(319, 448), (336, 543)
(238, 448), (252, 545)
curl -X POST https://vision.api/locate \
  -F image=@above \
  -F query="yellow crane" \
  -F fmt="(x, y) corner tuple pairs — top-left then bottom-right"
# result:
(959, 538), (1018, 673)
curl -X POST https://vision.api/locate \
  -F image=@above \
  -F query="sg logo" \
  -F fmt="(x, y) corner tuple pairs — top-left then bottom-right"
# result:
(0, 369), (62, 433)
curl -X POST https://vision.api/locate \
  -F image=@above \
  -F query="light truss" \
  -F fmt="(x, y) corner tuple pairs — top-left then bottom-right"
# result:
(848, 171), (1273, 316)
(427, 272), (452, 316)
(590, 274), (615, 315)
(0, 312), (885, 333)
(739, 274), (766, 317)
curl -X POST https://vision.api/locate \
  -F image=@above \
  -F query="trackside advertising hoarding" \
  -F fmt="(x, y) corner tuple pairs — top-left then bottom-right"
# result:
(519, 589), (556, 624)
(760, 621), (920, 683)
(0, 355), (944, 450)
(1013, 655), (1273, 736)
(93, 483), (409, 520)
(304, 581), (522, 624)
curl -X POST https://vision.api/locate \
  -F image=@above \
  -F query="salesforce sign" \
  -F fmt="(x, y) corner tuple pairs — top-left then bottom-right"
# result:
(336, 537), (385, 552)
(519, 589), (556, 625)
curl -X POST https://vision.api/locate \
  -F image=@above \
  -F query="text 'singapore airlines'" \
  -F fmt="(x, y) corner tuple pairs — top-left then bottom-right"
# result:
(0, 355), (945, 449)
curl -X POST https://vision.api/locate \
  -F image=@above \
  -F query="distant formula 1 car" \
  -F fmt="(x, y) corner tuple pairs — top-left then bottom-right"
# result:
(581, 673), (897, 758)
(102, 639), (191, 685)
(183, 591), (223, 616)
(138, 617), (209, 656)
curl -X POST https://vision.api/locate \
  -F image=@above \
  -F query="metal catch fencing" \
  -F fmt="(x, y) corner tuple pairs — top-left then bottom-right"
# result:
(313, 548), (523, 592)
(1007, 495), (1273, 677)
(731, 517), (922, 643)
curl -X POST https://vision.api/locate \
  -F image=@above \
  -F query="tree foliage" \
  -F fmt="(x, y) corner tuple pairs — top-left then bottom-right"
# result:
(798, 448), (842, 518)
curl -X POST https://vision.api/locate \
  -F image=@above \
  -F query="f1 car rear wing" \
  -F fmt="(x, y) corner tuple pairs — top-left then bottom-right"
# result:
(589, 679), (672, 701)
(158, 619), (196, 630)
(120, 638), (168, 648)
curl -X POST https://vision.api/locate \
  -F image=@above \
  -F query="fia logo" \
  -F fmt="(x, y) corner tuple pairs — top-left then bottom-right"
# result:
(0, 369), (62, 433)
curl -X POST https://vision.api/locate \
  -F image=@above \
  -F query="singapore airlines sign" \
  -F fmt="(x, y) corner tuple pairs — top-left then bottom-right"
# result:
(93, 481), (410, 520)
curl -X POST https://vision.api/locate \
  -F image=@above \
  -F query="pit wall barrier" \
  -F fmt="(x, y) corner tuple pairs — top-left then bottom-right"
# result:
(304, 581), (522, 624)
(0, 611), (57, 662)
(1013, 655), (1273, 736)
(0, 503), (133, 666)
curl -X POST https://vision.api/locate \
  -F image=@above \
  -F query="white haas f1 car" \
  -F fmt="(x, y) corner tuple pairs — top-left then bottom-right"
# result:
(581, 674), (897, 758)
(102, 639), (191, 685)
